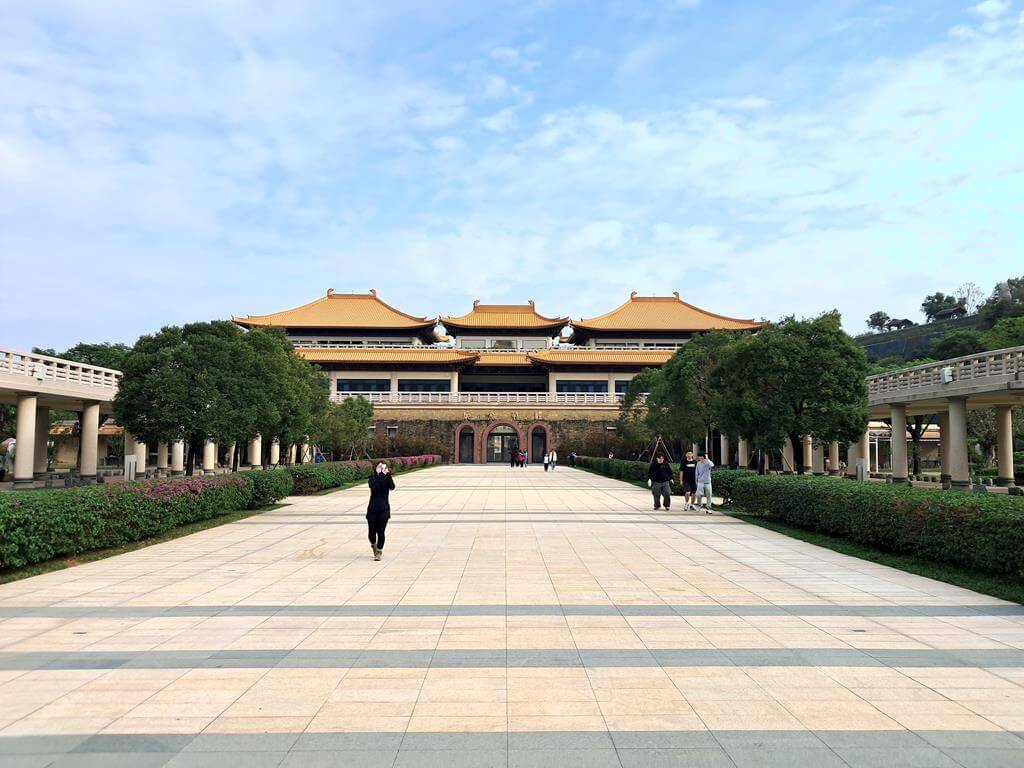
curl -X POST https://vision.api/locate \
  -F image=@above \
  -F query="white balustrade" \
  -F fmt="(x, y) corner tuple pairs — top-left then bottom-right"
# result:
(866, 346), (1024, 400)
(331, 391), (626, 405)
(0, 347), (122, 391)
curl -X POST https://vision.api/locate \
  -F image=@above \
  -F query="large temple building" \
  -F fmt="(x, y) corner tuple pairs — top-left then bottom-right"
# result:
(233, 290), (763, 463)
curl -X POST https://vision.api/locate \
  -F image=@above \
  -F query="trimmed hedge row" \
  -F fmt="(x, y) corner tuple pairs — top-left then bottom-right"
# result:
(573, 456), (754, 502)
(729, 474), (1024, 578)
(286, 455), (442, 495)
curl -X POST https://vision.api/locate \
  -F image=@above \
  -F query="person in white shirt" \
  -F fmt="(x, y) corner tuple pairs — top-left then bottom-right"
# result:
(695, 451), (715, 514)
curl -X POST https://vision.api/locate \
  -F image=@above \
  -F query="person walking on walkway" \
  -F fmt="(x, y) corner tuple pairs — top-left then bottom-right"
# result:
(648, 453), (673, 511)
(543, 452), (550, 471)
(695, 451), (715, 514)
(550, 449), (557, 470)
(367, 461), (395, 561)
(680, 450), (698, 511)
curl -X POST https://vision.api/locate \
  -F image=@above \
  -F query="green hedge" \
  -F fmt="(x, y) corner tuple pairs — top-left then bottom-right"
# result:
(574, 456), (754, 502)
(286, 454), (442, 495)
(0, 475), (263, 570)
(239, 468), (294, 507)
(730, 474), (1024, 578)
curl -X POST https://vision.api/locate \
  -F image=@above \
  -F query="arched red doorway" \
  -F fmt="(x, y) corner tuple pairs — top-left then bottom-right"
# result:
(529, 424), (547, 463)
(483, 422), (524, 463)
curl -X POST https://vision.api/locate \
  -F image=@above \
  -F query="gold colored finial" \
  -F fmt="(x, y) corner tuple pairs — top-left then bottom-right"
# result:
(327, 288), (334, 296)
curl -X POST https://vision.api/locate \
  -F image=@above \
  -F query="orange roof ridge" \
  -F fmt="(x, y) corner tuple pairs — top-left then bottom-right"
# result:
(295, 347), (479, 365)
(575, 291), (763, 332)
(441, 299), (569, 329)
(233, 288), (434, 329)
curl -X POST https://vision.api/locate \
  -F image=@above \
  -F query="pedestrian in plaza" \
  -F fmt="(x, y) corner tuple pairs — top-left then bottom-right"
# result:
(510, 449), (517, 468)
(550, 449), (557, 470)
(680, 450), (698, 511)
(524, 449), (529, 467)
(647, 453), (673, 511)
(543, 452), (550, 471)
(695, 451), (715, 514)
(367, 461), (394, 561)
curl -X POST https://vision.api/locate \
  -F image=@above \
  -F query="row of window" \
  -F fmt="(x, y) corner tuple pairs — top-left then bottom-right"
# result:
(337, 379), (633, 393)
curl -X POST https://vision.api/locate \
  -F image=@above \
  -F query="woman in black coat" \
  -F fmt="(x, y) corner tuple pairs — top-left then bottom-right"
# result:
(367, 462), (395, 561)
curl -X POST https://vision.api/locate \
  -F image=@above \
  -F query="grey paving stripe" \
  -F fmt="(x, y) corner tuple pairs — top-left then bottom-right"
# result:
(235, 518), (743, 525)
(4, 646), (1024, 671)
(0, 731), (1021, 762)
(2, 602), (1018, 619)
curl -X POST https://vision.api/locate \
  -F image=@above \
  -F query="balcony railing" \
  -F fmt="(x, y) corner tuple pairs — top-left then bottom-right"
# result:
(0, 347), (122, 390)
(866, 345), (1024, 399)
(331, 391), (626, 405)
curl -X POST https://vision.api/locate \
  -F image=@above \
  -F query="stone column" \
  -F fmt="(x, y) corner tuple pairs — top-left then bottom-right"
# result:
(937, 411), (951, 486)
(449, 370), (459, 397)
(203, 440), (217, 475)
(249, 435), (263, 469)
(781, 439), (795, 474)
(737, 438), (750, 469)
(719, 434), (730, 467)
(389, 373), (399, 395)
(889, 403), (908, 484)
(12, 394), (37, 488)
(829, 441), (841, 476)
(171, 440), (185, 476)
(289, 443), (297, 465)
(859, 430), (871, 478)
(812, 443), (825, 475)
(270, 438), (280, 466)
(33, 405), (50, 478)
(79, 402), (100, 484)
(995, 405), (1016, 487)
(548, 375), (558, 395)
(846, 441), (859, 479)
(300, 438), (311, 464)
(802, 435), (813, 474)
(133, 438), (148, 478)
(156, 443), (169, 477)
(223, 442), (234, 472)
(946, 397), (970, 489)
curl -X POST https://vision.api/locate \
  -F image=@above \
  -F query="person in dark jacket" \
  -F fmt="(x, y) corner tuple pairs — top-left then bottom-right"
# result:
(648, 453), (673, 510)
(367, 461), (395, 561)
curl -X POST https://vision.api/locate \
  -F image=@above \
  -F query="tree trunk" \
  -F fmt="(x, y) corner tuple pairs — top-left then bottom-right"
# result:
(186, 439), (196, 476)
(789, 433), (804, 474)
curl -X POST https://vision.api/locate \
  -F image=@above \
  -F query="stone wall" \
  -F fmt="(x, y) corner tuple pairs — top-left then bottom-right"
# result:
(370, 406), (620, 463)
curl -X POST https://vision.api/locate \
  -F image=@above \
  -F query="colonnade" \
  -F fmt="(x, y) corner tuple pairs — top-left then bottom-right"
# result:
(7, 389), (313, 487)
(712, 433), (843, 476)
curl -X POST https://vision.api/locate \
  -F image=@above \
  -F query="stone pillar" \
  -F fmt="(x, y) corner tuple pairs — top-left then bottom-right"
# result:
(548, 375), (558, 395)
(801, 435), (813, 475)
(995, 405), (1016, 487)
(203, 440), (217, 475)
(946, 397), (970, 489)
(828, 441), (841, 476)
(223, 442), (234, 471)
(171, 440), (185, 476)
(781, 439), (795, 474)
(270, 438), (281, 466)
(450, 370), (459, 396)
(719, 434), (730, 467)
(33, 406), (50, 478)
(156, 443), (169, 477)
(133, 438), (148, 478)
(889, 403), (908, 484)
(846, 441), (859, 479)
(12, 394), (37, 488)
(812, 443), (825, 475)
(78, 402), (100, 483)
(289, 443), (297, 465)
(389, 373), (399, 395)
(859, 430), (871, 477)
(249, 435), (263, 469)
(737, 438), (750, 469)
(300, 437), (311, 464)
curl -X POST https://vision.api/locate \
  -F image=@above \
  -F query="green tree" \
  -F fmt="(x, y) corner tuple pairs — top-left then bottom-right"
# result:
(982, 317), (1024, 350)
(929, 330), (983, 360)
(712, 312), (869, 474)
(61, 342), (131, 370)
(316, 397), (374, 459)
(921, 292), (961, 321)
(866, 311), (890, 332)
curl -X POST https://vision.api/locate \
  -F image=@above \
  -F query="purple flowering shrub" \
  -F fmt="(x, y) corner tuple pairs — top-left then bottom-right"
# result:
(287, 454), (441, 494)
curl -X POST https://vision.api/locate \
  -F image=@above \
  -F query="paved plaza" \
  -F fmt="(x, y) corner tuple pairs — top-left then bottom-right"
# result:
(1, 465), (1023, 767)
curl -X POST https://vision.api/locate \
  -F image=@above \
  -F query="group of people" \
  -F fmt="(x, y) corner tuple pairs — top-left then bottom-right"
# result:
(648, 449), (715, 513)
(509, 448), (559, 469)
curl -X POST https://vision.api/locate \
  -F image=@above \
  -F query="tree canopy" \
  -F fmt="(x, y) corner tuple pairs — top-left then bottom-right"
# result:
(866, 311), (890, 332)
(316, 397), (374, 459)
(921, 292), (962, 321)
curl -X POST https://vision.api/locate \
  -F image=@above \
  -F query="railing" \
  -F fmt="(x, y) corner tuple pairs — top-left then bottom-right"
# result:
(0, 347), (122, 390)
(290, 342), (684, 351)
(331, 391), (626, 405)
(867, 345), (1024, 398)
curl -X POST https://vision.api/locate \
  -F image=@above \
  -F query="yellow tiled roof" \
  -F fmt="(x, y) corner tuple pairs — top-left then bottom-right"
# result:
(473, 352), (533, 366)
(528, 349), (674, 366)
(576, 292), (763, 332)
(233, 289), (434, 330)
(441, 300), (569, 330)
(295, 348), (478, 365)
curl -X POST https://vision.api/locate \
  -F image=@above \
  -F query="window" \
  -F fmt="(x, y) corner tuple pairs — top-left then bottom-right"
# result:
(386, 426), (398, 438)
(614, 380), (631, 394)
(489, 339), (516, 349)
(556, 380), (608, 393)
(337, 378), (389, 392)
(460, 338), (486, 349)
(521, 339), (547, 350)
(398, 379), (451, 392)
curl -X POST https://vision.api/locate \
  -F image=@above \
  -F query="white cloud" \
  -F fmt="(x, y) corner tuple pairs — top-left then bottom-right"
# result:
(971, 0), (1011, 18)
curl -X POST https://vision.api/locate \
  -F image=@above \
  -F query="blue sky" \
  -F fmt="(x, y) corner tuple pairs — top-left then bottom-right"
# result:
(3, 0), (1023, 350)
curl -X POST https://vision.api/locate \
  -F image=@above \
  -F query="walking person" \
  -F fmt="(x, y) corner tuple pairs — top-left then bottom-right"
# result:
(695, 451), (715, 514)
(543, 452), (550, 471)
(550, 449), (557, 470)
(367, 461), (394, 561)
(680, 450), (698, 511)
(648, 453), (673, 511)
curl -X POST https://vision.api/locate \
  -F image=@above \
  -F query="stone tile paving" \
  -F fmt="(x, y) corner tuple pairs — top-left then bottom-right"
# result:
(1, 464), (1023, 767)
